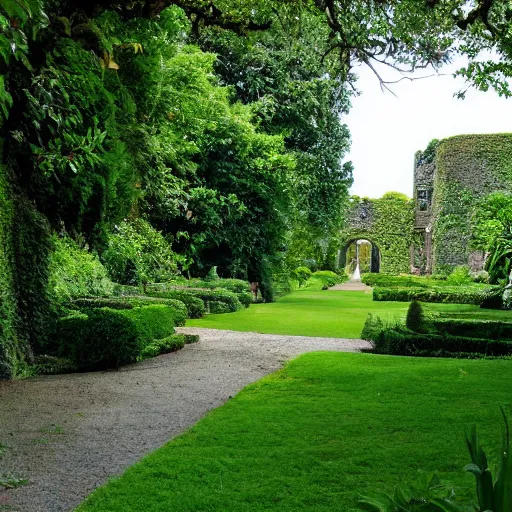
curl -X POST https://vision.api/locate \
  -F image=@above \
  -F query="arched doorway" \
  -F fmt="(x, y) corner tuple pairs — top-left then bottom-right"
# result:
(339, 239), (381, 275)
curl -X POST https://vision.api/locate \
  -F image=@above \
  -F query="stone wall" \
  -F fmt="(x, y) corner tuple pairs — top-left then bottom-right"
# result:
(430, 134), (512, 273)
(340, 194), (415, 274)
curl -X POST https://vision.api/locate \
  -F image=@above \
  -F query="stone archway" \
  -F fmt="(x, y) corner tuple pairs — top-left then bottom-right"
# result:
(338, 238), (381, 275)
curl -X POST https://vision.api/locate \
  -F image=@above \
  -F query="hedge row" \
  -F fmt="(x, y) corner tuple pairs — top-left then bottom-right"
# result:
(146, 286), (243, 313)
(361, 313), (512, 358)
(72, 296), (187, 326)
(432, 318), (512, 340)
(372, 287), (490, 304)
(373, 329), (512, 357)
(57, 305), (180, 370)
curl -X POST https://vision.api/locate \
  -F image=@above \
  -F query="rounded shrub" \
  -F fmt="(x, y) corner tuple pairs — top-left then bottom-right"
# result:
(58, 309), (140, 370)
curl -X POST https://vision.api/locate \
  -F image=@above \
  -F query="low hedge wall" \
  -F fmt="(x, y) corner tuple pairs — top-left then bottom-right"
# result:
(432, 318), (512, 339)
(372, 287), (492, 304)
(373, 329), (512, 357)
(71, 296), (187, 326)
(361, 313), (512, 359)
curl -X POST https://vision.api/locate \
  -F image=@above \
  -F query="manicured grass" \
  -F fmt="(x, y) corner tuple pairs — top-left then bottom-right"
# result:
(78, 352), (512, 511)
(187, 284), (512, 338)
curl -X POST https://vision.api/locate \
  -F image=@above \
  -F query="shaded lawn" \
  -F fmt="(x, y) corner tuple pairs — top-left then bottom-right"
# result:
(187, 287), (512, 338)
(78, 352), (512, 512)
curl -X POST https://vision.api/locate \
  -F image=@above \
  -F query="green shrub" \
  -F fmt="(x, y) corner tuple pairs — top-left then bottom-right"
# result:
(431, 318), (512, 339)
(48, 235), (114, 303)
(140, 334), (185, 359)
(312, 270), (342, 288)
(117, 306), (176, 347)
(291, 266), (312, 287)
(471, 270), (490, 283)
(184, 334), (199, 344)
(57, 309), (141, 369)
(204, 266), (220, 281)
(360, 313), (384, 341)
(71, 297), (187, 326)
(446, 265), (472, 285)
(113, 284), (142, 296)
(373, 329), (512, 357)
(405, 300), (425, 332)
(373, 286), (492, 304)
(32, 355), (78, 375)
(480, 287), (504, 309)
(144, 289), (205, 319)
(102, 219), (178, 285)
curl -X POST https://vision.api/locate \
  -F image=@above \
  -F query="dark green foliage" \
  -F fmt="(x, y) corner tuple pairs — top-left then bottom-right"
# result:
(32, 355), (78, 375)
(183, 334), (199, 344)
(432, 319), (512, 340)
(72, 297), (187, 326)
(360, 313), (384, 342)
(481, 287), (505, 309)
(373, 287), (492, 305)
(57, 310), (141, 369)
(405, 300), (425, 332)
(116, 306), (176, 346)
(371, 328), (512, 357)
(140, 334), (185, 359)
(144, 289), (205, 319)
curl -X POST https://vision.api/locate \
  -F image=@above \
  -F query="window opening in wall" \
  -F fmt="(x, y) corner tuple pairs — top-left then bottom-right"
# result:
(417, 188), (432, 212)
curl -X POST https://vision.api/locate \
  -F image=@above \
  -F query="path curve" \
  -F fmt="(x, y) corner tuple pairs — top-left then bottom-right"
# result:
(0, 328), (371, 512)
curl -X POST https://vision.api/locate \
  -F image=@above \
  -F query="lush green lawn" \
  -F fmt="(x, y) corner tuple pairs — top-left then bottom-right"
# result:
(78, 352), (512, 511)
(187, 284), (512, 338)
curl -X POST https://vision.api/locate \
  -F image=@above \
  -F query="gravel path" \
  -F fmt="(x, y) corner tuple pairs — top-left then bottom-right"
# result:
(0, 328), (370, 512)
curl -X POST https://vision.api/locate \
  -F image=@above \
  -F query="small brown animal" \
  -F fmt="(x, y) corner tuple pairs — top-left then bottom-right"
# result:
(250, 282), (259, 300)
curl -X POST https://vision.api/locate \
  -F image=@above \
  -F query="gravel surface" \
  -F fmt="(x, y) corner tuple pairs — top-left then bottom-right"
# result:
(0, 328), (370, 512)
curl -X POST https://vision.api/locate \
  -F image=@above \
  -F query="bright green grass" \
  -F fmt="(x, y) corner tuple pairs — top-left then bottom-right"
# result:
(78, 352), (512, 512)
(187, 285), (512, 338)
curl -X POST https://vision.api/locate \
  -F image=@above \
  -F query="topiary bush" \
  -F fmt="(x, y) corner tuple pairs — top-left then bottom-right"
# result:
(57, 309), (141, 370)
(312, 270), (342, 289)
(405, 300), (425, 332)
(71, 297), (187, 326)
(117, 306), (176, 347)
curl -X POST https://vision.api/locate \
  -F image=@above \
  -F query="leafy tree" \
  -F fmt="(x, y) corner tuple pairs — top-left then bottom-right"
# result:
(472, 192), (512, 283)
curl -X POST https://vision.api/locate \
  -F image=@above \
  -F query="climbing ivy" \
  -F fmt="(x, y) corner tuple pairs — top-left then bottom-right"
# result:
(432, 134), (512, 273)
(340, 193), (416, 274)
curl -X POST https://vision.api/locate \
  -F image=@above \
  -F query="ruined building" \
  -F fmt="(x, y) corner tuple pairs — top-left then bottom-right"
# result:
(340, 133), (512, 274)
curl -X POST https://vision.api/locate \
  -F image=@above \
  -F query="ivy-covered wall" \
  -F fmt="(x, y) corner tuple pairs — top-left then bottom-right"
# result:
(431, 134), (512, 273)
(0, 151), (52, 379)
(0, 159), (18, 378)
(339, 193), (416, 274)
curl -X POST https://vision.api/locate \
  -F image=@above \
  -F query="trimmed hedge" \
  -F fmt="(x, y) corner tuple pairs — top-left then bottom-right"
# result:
(431, 318), (512, 340)
(373, 329), (512, 357)
(144, 290), (205, 318)
(72, 296), (187, 326)
(58, 310), (141, 369)
(147, 286), (242, 313)
(141, 334), (185, 358)
(117, 306), (176, 346)
(57, 305), (178, 370)
(372, 287), (491, 304)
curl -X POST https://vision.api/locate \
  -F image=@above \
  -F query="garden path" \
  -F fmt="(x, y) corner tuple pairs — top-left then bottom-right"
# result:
(329, 281), (372, 291)
(0, 328), (370, 512)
